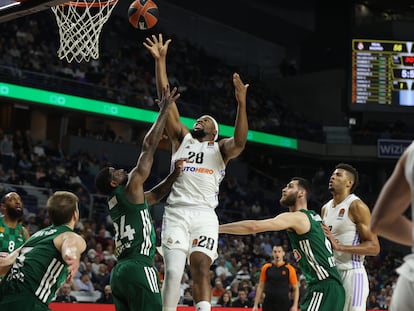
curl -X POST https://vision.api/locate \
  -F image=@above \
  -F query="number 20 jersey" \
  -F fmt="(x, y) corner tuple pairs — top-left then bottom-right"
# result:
(167, 133), (226, 209)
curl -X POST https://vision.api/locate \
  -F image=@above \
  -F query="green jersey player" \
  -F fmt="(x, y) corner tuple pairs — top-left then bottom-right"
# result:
(95, 85), (182, 311)
(0, 191), (86, 311)
(220, 177), (345, 311)
(0, 192), (29, 254)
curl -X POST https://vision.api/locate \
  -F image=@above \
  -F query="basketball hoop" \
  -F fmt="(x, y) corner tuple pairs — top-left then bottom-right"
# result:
(51, 0), (119, 63)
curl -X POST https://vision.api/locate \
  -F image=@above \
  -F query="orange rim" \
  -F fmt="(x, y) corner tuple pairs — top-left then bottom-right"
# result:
(60, 0), (118, 7)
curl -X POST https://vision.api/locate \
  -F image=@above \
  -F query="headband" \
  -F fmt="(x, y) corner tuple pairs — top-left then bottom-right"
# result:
(200, 115), (219, 141)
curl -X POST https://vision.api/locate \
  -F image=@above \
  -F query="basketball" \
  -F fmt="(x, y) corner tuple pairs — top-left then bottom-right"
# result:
(128, 0), (159, 30)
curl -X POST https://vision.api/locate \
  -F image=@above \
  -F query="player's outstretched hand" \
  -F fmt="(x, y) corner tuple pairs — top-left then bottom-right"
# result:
(322, 223), (341, 251)
(143, 33), (171, 59)
(156, 85), (180, 110)
(173, 158), (187, 174)
(233, 73), (249, 105)
(64, 254), (80, 282)
(0, 247), (21, 267)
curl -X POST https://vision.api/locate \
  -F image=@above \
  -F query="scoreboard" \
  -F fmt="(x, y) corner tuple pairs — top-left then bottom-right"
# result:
(351, 39), (414, 111)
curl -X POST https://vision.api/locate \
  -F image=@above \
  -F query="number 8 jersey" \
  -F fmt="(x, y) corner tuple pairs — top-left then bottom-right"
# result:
(0, 217), (26, 253)
(167, 133), (226, 209)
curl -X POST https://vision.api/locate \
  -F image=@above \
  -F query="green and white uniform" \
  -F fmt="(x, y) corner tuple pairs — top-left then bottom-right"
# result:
(0, 217), (26, 253)
(108, 186), (161, 311)
(287, 209), (345, 311)
(0, 224), (72, 311)
(0, 217), (26, 282)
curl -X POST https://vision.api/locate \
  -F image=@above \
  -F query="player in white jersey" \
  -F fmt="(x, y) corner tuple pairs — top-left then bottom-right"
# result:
(144, 34), (249, 311)
(371, 141), (414, 311)
(321, 163), (380, 311)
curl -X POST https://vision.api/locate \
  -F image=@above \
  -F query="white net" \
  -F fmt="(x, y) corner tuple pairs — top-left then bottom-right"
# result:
(51, 0), (119, 63)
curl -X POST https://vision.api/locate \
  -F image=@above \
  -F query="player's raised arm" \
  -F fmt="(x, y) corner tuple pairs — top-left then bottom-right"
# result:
(143, 34), (170, 99)
(144, 158), (185, 206)
(219, 212), (308, 235)
(370, 150), (413, 245)
(144, 34), (189, 150)
(219, 73), (249, 164)
(128, 86), (180, 192)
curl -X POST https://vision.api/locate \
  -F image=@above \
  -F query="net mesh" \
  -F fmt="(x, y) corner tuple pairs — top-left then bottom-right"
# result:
(51, 0), (118, 63)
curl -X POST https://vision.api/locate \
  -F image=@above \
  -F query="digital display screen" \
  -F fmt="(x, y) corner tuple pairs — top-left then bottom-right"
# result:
(0, 82), (298, 150)
(350, 39), (414, 112)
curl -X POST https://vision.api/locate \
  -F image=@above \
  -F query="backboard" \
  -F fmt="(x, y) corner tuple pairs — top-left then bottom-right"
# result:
(0, 0), (67, 23)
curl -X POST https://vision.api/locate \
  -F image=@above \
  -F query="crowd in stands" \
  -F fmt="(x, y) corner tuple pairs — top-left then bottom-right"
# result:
(0, 11), (326, 142)
(0, 7), (411, 310)
(0, 125), (408, 308)
(1, 12), (413, 144)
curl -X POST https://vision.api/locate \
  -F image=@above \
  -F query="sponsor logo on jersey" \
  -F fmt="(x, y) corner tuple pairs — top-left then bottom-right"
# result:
(207, 141), (214, 147)
(337, 208), (345, 219)
(183, 166), (214, 174)
(0, 227), (4, 233)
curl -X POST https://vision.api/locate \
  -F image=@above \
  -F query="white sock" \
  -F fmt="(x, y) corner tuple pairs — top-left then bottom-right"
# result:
(195, 301), (211, 311)
(162, 308), (176, 311)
